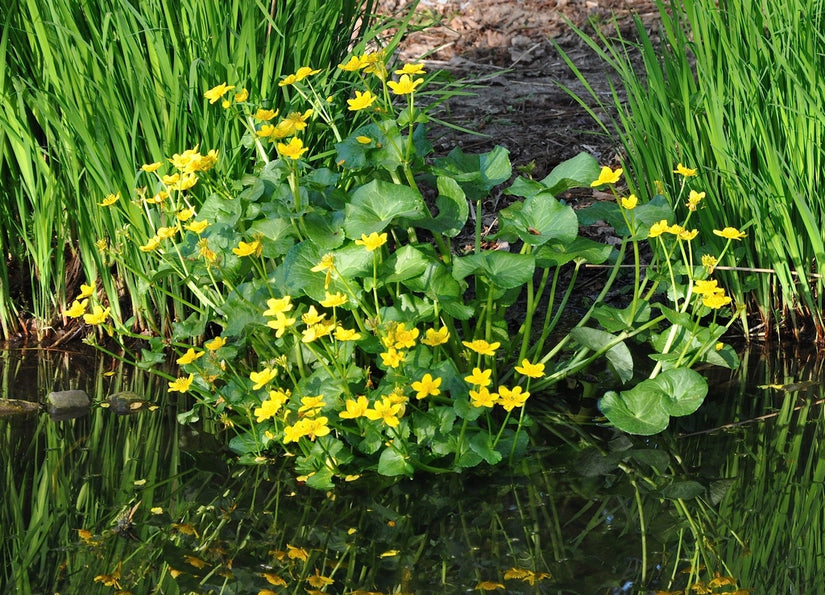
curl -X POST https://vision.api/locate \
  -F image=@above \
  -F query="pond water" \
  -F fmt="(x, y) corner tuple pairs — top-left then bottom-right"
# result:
(1, 344), (823, 593)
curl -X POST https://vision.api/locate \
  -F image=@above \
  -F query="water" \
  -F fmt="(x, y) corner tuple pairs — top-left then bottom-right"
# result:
(1, 345), (823, 593)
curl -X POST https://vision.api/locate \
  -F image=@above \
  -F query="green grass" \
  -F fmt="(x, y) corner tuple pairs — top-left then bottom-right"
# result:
(559, 0), (825, 340)
(0, 0), (383, 339)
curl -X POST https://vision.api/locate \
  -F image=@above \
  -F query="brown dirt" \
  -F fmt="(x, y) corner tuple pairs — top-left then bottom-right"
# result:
(378, 0), (660, 181)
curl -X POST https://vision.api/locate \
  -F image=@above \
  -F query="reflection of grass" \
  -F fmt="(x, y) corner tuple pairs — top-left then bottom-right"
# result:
(19, 347), (824, 592)
(678, 346), (825, 592)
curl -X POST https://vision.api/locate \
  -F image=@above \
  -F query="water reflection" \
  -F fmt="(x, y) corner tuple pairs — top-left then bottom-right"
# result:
(2, 345), (824, 593)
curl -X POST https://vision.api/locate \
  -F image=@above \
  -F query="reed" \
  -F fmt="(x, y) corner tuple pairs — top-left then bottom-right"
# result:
(0, 0), (379, 340)
(560, 0), (825, 339)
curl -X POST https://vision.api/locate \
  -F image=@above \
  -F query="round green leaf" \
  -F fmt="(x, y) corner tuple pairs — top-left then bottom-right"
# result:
(599, 385), (669, 435)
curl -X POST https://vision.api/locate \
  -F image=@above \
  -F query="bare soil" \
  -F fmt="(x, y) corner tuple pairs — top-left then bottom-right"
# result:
(379, 0), (659, 181)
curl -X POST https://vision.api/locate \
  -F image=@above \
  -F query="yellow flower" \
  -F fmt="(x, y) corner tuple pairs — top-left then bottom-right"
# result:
(232, 239), (261, 257)
(250, 367), (278, 390)
(648, 219), (670, 238)
(141, 161), (162, 172)
(702, 292), (732, 309)
(263, 295), (293, 317)
(278, 66), (320, 87)
(388, 74), (424, 95)
(298, 395), (325, 415)
(701, 254), (718, 273)
(497, 385), (530, 411)
(176, 208), (195, 222)
(176, 348), (204, 365)
(411, 374), (442, 400)
(356, 135), (372, 144)
(173, 172), (201, 189)
(514, 358), (545, 378)
(311, 253), (335, 273)
(267, 312), (297, 337)
(184, 219), (209, 234)
(347, 89), (378, 111)
(204, 82), (234, 104)
(168, 374), (194, 393)
(338, 55), (364, 71)
(204, 336), (226, 351)
(254, 108), (278, 121)
(464, 367), (492, 387)
(145, 190), (169, 204)
(83, 305), (110, 325)
(301, 305), (326, 326)
(78, 282), (95, 299)
(713, 226), (746, 240)
(619, 194), (638, 209)
(394, 63), (426, 76)
(674, 163), (697, 177)
(355, 231), (388, 251)
(334, 326), (361, 341)
(687, 190), (705, 211)
(284, 109), (313, 131)
(64, 299), (88, 318)
(319, 291), (348, 308)
(302, 320), (335, 343)
(462, 339), (500, 356)
(365, 397), (403, 427)
(156, 225), (179, 240)
(339, 395), (370, 419)
(276, 137), (308, 160)
(678, 228), (699, 241)
(380, 348), (405, 368)
(255, 389), (290, 422)
(139, 235), (161, 252)
(470, 386), (499, 408)
(590, 166), (623, 187)
(98, 192), (119, 207)
(422, 327), (450, 346)
(693, 278), (722, 296)
(233, 88), (249, 102)
(391, 323), (419, 349)
(95, 238), (108, 253)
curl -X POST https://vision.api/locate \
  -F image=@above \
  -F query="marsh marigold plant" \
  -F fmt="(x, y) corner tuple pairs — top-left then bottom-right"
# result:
(83, 55), (740, 488)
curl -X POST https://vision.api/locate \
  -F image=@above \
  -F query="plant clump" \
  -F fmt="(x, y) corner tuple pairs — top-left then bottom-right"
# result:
(70, 52), (743, 488)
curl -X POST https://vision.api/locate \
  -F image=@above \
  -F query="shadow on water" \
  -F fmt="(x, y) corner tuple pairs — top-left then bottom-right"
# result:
(1, 344), (824, 593)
